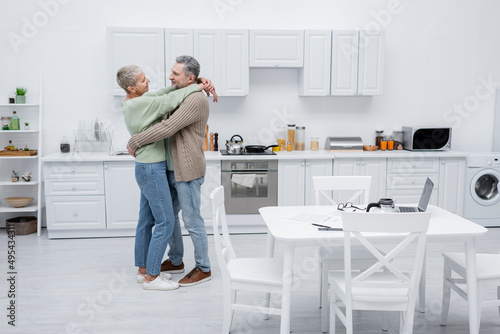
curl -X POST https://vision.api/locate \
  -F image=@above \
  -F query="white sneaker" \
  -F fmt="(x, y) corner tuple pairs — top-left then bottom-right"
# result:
(143, 274), (179, 291)
(137, 272), (171, 283)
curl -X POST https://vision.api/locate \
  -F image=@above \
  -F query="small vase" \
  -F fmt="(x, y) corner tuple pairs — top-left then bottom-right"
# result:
(24, 124), (30, 130)
(15, 95), (26, 104)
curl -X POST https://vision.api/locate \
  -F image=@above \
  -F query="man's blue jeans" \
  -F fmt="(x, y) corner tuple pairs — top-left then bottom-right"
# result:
(166, 170), (210, 272)
(134, 161), (175, 276)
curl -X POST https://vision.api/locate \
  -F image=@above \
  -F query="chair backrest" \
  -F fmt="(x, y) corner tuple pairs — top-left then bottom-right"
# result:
(210, 186), (236, 281)
(340, 211), (431, 304)
(312, 176), (372, 206)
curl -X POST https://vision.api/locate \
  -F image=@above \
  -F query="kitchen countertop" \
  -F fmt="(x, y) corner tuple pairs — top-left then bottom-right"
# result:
(42, 150), (468, 162)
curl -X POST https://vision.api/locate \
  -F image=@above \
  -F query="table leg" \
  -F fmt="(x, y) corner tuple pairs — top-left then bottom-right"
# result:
(418, 250), (427, 312)
(264, 230), (276, 320)
(266, 229), (275, 257)
(280, 244), (294, 334)
(465, 237), (479, 334)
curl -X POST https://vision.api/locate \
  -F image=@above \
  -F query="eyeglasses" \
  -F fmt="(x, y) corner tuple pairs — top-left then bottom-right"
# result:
(337, 202), (365, 212)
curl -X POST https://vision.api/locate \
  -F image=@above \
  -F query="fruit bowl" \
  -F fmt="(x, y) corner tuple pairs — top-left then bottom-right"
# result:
(4, 197), (34, 208)
(363, 145), (378, 151)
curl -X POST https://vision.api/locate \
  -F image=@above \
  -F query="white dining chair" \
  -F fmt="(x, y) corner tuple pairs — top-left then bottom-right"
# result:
(440, 251), (500, 332)
(210, 186), (284, 334)
(329, 211), (431, 334)
(312, 176), (380, 332)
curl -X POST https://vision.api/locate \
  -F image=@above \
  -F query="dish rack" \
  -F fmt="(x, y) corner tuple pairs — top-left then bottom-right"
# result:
(73, 130), (113, 154)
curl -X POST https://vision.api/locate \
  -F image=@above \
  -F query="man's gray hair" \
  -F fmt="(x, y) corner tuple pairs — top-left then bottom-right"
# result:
(175, 55), (200, 79)
(116, 65), (143, 93)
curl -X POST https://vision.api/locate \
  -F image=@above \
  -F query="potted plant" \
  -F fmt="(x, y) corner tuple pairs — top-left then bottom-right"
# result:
(24, 122), (30, 130)
(15, 87), (27, 104)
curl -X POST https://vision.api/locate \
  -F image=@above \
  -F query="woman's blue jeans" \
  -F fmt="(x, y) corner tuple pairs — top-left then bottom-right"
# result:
(134, 161), (175, 276)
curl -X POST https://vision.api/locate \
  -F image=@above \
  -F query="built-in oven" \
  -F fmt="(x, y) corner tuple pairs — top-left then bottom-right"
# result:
(221, 160), (278, 214)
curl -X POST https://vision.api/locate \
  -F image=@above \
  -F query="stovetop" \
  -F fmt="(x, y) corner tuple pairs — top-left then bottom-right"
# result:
(220, 149), (276, 156)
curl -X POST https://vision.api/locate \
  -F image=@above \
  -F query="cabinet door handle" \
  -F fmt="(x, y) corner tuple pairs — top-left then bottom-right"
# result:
(441, 160), (445, 164)
(301, 162), (305, 166)
(412, 163), (416, 168)
(71, 168), (75, 173)
(217, 163), (220, 168)
(306, 162), (310, 167)
(104, 165), (108, 169)
(72, 186), (76, 190)
(73, 211), (78, 216)
(412, 179), (416, 184)
(361, 161), (365, 166)
(357, 161), (360, 165)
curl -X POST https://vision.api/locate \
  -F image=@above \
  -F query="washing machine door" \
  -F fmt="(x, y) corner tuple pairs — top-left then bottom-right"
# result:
(470, 169), (500, 206)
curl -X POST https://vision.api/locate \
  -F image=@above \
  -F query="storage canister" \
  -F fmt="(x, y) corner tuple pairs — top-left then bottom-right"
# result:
(295, 126), (305, 151)
(287, 124), (296, 151)
(1, 116), (11, 130)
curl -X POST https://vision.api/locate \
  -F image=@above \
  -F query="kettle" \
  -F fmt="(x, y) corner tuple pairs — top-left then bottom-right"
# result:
(225, 134), (244, 154)
(366, 198), (395, 212)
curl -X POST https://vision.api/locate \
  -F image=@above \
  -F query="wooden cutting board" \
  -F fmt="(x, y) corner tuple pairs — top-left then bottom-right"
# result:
(0, 150), (38, 156)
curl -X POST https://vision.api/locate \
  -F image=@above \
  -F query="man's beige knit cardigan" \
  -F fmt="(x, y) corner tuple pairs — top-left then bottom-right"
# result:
(128, 91), (209, 182)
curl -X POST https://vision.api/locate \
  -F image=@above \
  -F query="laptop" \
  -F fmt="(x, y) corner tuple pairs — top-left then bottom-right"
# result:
(396, 177), (434, 213)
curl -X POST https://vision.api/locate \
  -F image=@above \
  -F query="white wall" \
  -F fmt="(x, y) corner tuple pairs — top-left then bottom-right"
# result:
(1, 0), (499, 154)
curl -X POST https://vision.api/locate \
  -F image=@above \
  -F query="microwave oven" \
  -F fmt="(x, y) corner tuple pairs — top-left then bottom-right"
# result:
(402, 126), (452, 151)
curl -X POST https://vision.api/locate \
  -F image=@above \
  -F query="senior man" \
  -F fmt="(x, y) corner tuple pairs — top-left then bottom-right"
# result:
(127, 55), (217, 286)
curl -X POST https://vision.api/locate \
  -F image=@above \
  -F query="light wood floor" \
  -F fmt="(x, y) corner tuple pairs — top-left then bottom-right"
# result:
(1, 228), (500, 334)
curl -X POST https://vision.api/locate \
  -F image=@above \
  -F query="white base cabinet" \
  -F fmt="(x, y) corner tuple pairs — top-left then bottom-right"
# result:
(333, 157), (387, 203)
(278, 159), (333, 206)
(44, 161), (139, 238)
(104, 162), (140, 230)
(438, 157), (466, 215)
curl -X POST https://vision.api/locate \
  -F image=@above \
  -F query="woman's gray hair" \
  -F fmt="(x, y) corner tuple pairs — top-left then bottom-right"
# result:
(175, 55), (200, 79)
(116, 65), (143, 93)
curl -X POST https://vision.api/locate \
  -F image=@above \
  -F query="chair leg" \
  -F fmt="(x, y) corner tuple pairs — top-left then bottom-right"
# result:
(321, 263), (329, 332)
(440, 262), (452, 326)
(497, 286), (500, 318)
(319, 261), (323, 308)
(263, 291), (270, 320)
(381, 311), (388, 331)
(222, 288), (235, 334)
(475, 283), (482, 334)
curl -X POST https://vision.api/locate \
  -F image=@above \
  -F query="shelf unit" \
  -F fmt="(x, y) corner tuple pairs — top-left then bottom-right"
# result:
(0, 79), (43, 236)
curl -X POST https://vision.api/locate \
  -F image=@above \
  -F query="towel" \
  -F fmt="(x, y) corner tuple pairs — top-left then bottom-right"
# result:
(231, 174), (257, 188)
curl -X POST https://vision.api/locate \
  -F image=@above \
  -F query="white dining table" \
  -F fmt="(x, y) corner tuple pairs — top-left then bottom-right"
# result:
(259, 205), (488, 334)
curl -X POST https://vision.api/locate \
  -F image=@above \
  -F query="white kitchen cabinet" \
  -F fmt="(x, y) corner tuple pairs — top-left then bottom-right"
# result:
(220, 30), (249, 96)
(278, 159), (333, 206)
(250, 30), (304, 68)
(104, 162), (140, 230)
(107, 27), (165, 96)
(200, 160), (222, 225)
(0, 82), (43, 235)
(194, 29), (249, 96)
(43, 160), (139, 238)
(165, 29), (194, 72)
(386, 157), (439, 206)
(438, 157), (466, 215)
(298, 30), (332, 96)
(331, 30), (385, 96)
(333, 157), (387, 202)
(194, 29), (221, 91)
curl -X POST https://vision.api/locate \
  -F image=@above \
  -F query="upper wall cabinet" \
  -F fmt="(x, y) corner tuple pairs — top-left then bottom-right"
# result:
(165, 29), (194, 73)
(250, 30), (304, 68)
(108, 28), (248, 97)
(193, 29), (249, 96)
(298, 30), (332, 96)
(107, 27), (165, 96)
(331, 30), (385, 96)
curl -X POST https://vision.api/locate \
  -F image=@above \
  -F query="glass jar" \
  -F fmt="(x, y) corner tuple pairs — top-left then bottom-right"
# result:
(275, 124), (286, 151)
(10, 111), (20, 130)
(1, 116), (11, 130)
(310, 136), (319, 151)
(60, 136), (70, 153)
(287, 124), (296, 151)
(375, 130), (384, 149)
(295, 126), (305, 151)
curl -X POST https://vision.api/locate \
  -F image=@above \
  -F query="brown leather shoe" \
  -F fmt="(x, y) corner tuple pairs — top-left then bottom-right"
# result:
(160, 259), (185, 274)
(179, 268), (211, 287)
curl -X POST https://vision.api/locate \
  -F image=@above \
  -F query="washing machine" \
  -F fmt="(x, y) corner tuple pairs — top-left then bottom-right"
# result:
(463, 153), (500, 227)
